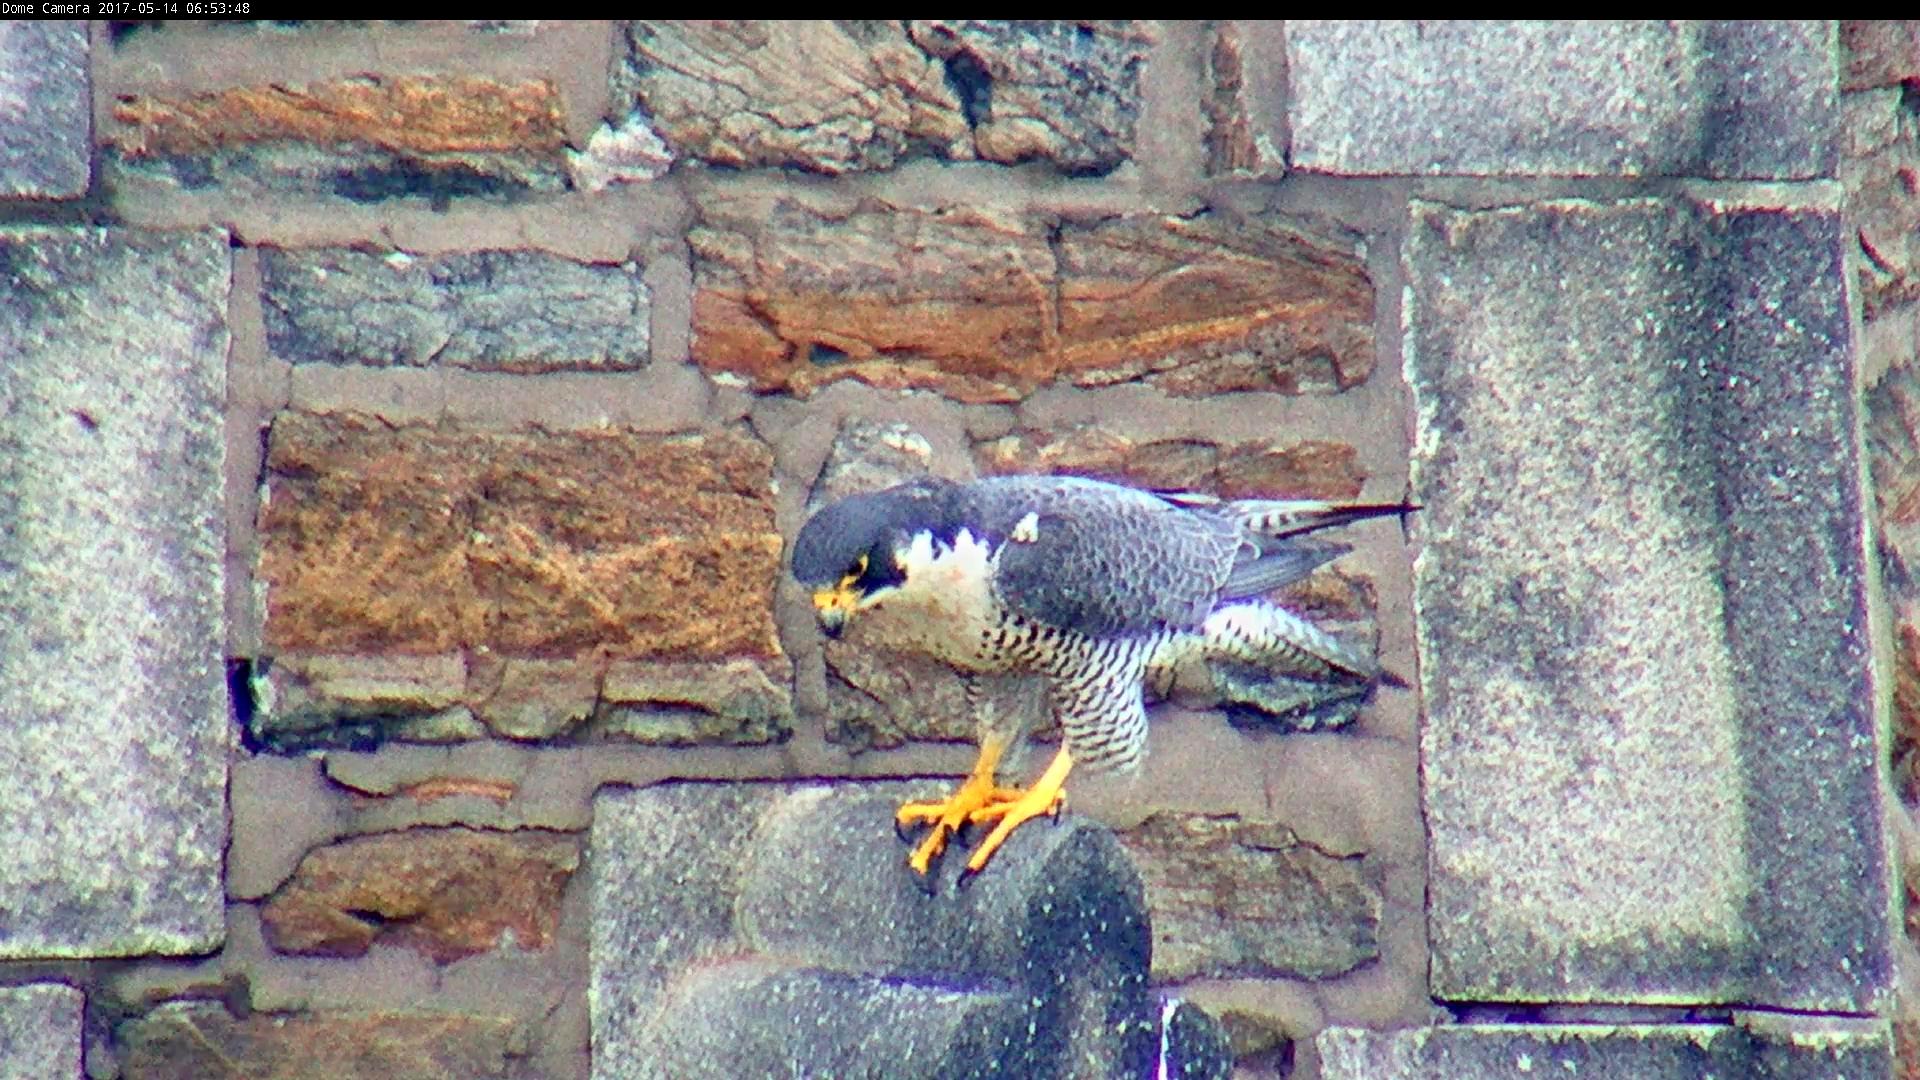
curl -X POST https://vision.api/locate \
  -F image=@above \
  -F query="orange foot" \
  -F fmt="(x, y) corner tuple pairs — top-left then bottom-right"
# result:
(896, 741), (1074, 883)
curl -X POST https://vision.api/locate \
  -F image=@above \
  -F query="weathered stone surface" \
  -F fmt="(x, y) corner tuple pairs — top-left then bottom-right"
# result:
(470, 654), (597, 741)
(976, 426), (1365, 500)
(591, 656), (794, 745)
(119, 1003), (520, 1080)
(1204, 22), (1286, 179)
(809, 418), (934, 511)
(1408, 198), (1888, 1009)
(824, 639), (1051, 750)
(0, 23), (89, 198)
(616, 21), (1146, 175)
(1867, 361), (1920, 803)
(1116, 812), (1379, 981)
(592, 782), (1195, 1079)
(1288, 21), (1839, 178)
(1161, 1001), (1234, 1080)
(1841, 85), (1920, 318)
(261, 248), (650, 371)
(259, 414), (782, 652)
(692, 203), (1373, 402)
(0, 984), (82, 1080)
(255, 417), (789, 747)
(107, 75), (569, 201)
(1842, 21), (1920, 91)
(261, 826), (579, 964)
(1318, 1020), (1892, 1080)
(0, 227), (229, 957)
(636, 963), (1046, 1080)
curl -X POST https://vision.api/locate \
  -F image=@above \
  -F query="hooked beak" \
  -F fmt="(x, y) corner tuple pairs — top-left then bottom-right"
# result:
(811, 585), (859, 638)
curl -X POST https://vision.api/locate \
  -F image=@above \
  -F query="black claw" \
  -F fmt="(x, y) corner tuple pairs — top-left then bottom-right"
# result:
(956, 865), (978, 891)
(912, 865), (939, 896)
(894, 817), (915, 843)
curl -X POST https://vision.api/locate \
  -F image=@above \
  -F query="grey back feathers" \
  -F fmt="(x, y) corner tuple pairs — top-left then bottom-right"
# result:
(792, 473), (1403, 640)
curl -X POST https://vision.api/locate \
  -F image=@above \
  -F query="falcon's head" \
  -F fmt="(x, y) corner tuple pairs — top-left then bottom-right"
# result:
(790, 479), (954, 637)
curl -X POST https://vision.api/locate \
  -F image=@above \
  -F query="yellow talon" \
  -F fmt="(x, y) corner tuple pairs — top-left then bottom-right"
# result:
(895, 738), (1076, 880)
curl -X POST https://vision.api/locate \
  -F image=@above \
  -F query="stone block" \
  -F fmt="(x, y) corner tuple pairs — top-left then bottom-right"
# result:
(1406, 197), (1888, 1009)
(590, 782), (1211, 1079)
(107, 75), (570, 202)
(260, 248), (650, 371)
(1840, 86), (1919, 318)
(260, 826), (579, 964)
(615, 20), (1147, 175)
(1204, 22), (1287, 179)
(254, 415), (789, 746)
(1115, 812), (1379, 981)
(1318, 1019), (1892, 1080)
(1841, 21), (1920, 90)
(1288, 21), (1838, 178)
(118, 1003), (521, 1080)
(0, 23), (89, 198)
(0, 984), (83, 1080)
(0, 226), (229, 957)
(692, 202), (1372, 402)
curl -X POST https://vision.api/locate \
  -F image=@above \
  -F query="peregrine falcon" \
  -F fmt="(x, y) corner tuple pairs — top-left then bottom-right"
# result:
(791, 473), (1408, 882)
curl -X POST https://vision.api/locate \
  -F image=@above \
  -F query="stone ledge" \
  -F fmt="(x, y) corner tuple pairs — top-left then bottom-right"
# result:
(1288, 21), (1838, 178)
(1407, 196), (1888, 1009)
(1318, 1019), (1892, 1079)
(590, 781), (1229, 1079)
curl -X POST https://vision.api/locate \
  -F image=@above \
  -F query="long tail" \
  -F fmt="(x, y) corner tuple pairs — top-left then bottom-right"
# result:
(1224, 499), (1417, 540)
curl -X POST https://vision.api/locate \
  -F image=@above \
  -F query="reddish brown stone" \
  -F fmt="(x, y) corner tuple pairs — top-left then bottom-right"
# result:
(692, 203), (1373, 402)
(119, 1003), (518, 1080)
(1057, 214), (1374, 396)
(1205, 23), (1288, 178)
(260, 826), (578, 964)
(976, 426), (1364, 500)
(1841, 21), (1920, 91)
(259, 414), (784, 662)
(110, 75), (567, 157)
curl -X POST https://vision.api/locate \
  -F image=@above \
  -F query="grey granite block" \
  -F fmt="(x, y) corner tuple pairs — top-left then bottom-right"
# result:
(1288, 21), (1838, 178)
(1405, 197), (1888, 1010)
(590, 782), (1198, 1079)
(259, 248), (650, 371)
(1318, 1019), (1891, 1080)
(0, 227), (230, 957)
(0, 23), (90, 199)
(637, 963), (1045, 1080)
(0, 984), (83, 1080)
(735, 786), (1151, 992)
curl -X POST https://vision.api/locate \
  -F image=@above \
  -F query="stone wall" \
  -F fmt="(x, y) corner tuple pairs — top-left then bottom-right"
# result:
(0, 18), (1912, 1080)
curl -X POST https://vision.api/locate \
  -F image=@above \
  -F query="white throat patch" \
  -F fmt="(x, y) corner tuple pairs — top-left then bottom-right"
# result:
(849, 528), (1006, 669)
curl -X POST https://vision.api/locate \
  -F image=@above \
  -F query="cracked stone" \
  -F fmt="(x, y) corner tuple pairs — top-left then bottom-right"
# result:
(260, 826), (579, 964)
(261, 248), (651, 372)
(591, 656), (794, 745)
(615, 20), (1146, 175)
(1116, 812), (1380, 981)
(692, 202), (1373, 402)
(106, 75), (570, 201)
